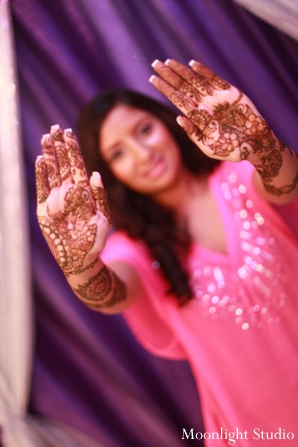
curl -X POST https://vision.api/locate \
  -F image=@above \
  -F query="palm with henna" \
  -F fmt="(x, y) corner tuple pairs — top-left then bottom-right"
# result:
(150, 59), (298, 203)
(36, 126), (128, 312)
(36, 125), (112, 278)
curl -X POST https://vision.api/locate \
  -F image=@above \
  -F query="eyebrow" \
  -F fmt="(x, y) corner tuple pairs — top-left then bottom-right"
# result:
(101, 113), (152, 155)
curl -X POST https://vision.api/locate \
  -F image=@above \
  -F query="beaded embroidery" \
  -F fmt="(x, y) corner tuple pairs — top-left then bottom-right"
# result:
(189, 172), (286, 330)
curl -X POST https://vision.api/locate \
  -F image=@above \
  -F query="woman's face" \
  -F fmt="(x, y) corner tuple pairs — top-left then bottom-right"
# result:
(99, 104), (183, 195)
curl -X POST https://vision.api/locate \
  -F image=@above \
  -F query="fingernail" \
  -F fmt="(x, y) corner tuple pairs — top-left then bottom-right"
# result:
(189, 60), (196, 66)
(149, 75), (156, 83)
(165, 59), (171, 65)
(64, 128), (74, 138)
(176, 116), (194, 134)
(92, 171), (102, 186)
(176, 116), (188, 129)
(51, 124), (60, 131)
(41, 134), (50, 145)
(151, 59), (161, 67)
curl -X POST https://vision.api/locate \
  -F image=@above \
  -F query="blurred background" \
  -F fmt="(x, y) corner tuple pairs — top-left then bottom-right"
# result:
(1, 0), (298, 446)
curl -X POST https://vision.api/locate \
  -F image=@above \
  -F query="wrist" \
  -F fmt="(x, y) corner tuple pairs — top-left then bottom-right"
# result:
(64, 254), (104, 280)
(248, 136), (283, 179)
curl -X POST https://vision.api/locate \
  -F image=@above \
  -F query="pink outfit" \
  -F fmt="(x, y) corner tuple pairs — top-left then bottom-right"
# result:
(101, 161), (298, 445)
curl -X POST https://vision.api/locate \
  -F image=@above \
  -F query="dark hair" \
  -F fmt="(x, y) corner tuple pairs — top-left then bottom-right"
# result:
(77, 89), (220, 305)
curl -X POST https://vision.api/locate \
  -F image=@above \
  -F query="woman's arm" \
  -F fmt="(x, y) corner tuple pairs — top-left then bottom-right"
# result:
(149, 59), (298, 205)
(36, 125), (142, 314)
(252, 142), (298, 204)
(67, 258), (144, 314)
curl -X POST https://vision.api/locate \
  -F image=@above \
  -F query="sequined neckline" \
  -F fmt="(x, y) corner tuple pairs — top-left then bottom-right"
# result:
(188, 165), (286, 331)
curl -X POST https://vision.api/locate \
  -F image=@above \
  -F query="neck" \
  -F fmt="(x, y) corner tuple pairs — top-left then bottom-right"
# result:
(151, 169), (207, 214)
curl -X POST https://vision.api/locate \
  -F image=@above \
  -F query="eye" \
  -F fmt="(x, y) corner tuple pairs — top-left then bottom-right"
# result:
(109, 147), (124, 162)
(138, 122), (152, 136)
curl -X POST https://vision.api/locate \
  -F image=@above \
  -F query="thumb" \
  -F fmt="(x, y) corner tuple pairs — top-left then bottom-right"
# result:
(177, 116), (199, 137)
(90, 172), (113, 224)
(177, 116), (204, 149)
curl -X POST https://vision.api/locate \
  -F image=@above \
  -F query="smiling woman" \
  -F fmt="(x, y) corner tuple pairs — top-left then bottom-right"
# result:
(99, 105), (184, 195)
(8, 0), (298, 446)
(35, 56), (298, 446)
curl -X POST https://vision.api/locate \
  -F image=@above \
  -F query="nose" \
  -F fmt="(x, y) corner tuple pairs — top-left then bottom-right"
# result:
(128, 138), (152, 162)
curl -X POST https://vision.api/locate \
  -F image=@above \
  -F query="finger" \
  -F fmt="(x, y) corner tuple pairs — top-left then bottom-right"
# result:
(41, 133), (61, 189)
(50, 124), (72, 184)
(90, 172), (113, 224)
(150, 74), (213, 132)
(164, 58), (217, 98)
(176, 115), (203, 140)
(150, 74), (198, 114)
(152, 59), (202, 105)
(189, 60), (230, 91)
(63, 128), (88, 186)
(35, 155), (50, 204)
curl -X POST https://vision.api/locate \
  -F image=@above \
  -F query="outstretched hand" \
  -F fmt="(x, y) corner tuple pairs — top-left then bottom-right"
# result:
(150, 59), (282, 175)
(35, 125), (112, 277)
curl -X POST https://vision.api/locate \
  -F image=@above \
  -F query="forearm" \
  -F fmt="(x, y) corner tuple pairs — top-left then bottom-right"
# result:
(251, 140), (298, 204)
(65, 256), (128, 314)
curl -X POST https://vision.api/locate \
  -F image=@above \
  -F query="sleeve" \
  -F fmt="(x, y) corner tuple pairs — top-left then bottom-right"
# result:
(219, 161), (298, 239)
(101, 232), (187, 360)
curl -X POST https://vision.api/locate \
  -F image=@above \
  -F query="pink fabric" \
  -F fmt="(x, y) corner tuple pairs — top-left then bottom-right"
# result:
(101, 161), (298, 445)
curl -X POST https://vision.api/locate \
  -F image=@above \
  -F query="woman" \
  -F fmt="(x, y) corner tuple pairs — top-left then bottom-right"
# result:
(36, 59), (298, 445)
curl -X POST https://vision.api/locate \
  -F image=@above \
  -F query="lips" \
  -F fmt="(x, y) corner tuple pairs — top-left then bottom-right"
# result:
(144, 154), (166, 178)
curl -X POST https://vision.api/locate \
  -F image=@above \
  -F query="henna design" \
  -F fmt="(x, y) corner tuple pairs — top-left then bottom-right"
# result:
(38, 184), (97, 274)
(206, 99), (282, 177)
(64, 256), (98, 278)
(188, 72), (229, 96)
(166, 59), (229, 95)
(188, 94), (285, 189)
(51, 126), (71, 182)
(41, 135), (54, 156)
(191, 76), (215, 96)
(36, 157), (49, 203)
(73, 264), (127, 309)
(279, 140), (287, 153)
(188, 109), (211, 131)
(153, 60), (297, 197)
(262, 170), (298, 196)
(204, 71), (229, 91)
(64, 129), (87, 179)
(180, 80), (202, 103)
(184, 93), (294, 196)
(170, 91), (195, 112)
(253, 148), (282, 181)
(42, 135), (60, 189)
(90, 184), (113, 224)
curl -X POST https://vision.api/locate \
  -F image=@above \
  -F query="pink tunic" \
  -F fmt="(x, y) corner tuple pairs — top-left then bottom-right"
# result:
(101, 161), (298, 446)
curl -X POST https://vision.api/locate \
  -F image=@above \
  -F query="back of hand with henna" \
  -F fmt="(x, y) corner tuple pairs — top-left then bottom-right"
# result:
(35, 125), (127, 311)
(150, 59), (298, 203)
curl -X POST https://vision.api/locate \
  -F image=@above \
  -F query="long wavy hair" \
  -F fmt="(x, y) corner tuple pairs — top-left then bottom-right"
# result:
(77, 89), (220, 305)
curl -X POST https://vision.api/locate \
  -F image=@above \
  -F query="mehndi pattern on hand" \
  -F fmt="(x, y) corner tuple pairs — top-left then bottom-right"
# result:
(36, 125), (112, 276)
(150, 59), (298, 196)
(90, 179), (113, 224)
(37, 184), (97, 275)
(73, 264), (127, 309)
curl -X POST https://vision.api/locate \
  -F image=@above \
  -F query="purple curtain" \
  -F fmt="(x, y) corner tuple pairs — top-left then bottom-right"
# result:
(10, 0), (298, 446)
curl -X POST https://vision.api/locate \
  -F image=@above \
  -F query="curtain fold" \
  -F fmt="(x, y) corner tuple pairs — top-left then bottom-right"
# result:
(234, 0), (298, 41)
(0, 0), (33, 440)
(0, 2), (104, 446)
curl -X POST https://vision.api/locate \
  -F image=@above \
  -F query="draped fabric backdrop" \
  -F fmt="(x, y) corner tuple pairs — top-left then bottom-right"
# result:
(1, 0), (298, 446)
